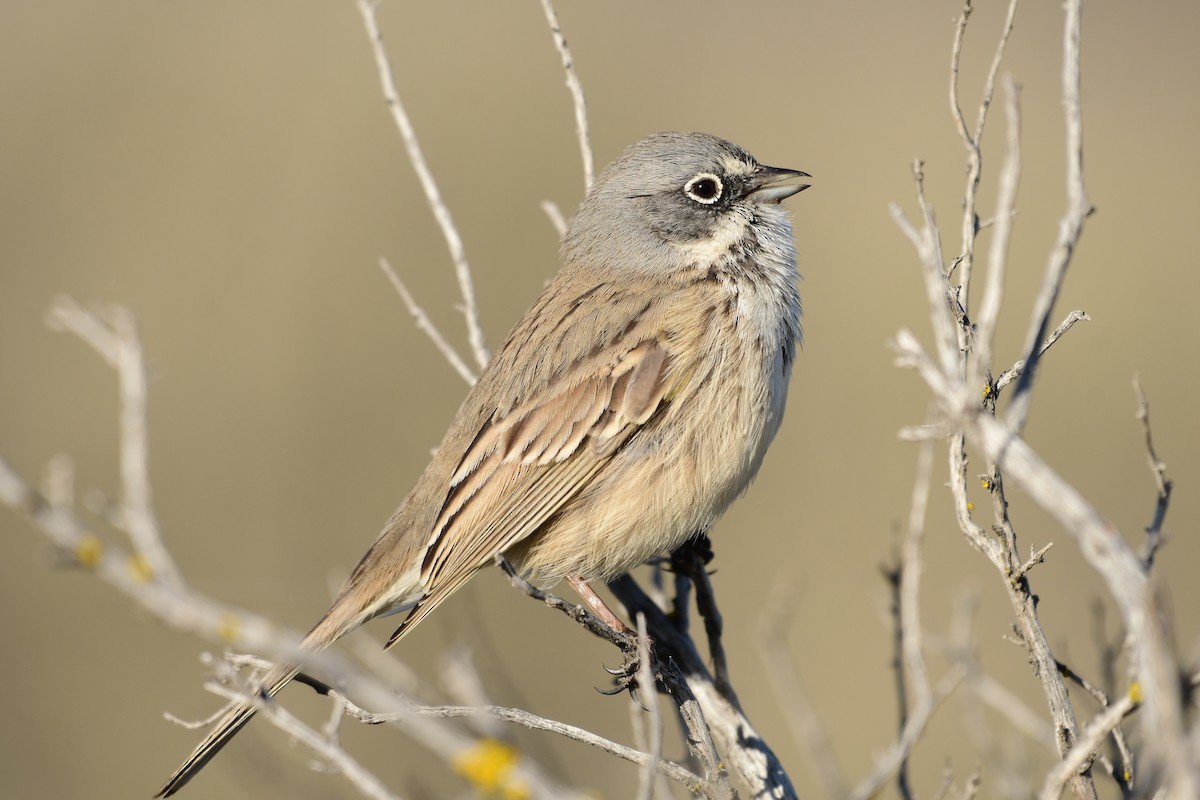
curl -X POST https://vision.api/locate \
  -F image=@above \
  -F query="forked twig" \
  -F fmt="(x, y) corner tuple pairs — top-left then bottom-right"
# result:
(355, 0), (489, 371)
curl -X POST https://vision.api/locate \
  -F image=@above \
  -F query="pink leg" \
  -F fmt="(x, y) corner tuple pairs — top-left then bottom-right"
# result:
(566, 575), (632, 634)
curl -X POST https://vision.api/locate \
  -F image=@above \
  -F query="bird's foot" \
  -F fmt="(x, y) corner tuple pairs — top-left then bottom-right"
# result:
(597, 632), (657, 701)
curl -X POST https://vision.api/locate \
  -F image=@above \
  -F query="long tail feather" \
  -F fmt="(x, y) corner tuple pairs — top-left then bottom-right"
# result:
(154, 595), (374, 797)
(154, 662), (300, 797)
(156, 541), (427, 795)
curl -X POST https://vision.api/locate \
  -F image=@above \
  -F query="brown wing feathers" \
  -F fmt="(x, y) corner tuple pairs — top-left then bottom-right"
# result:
(384, 337), (673, 648)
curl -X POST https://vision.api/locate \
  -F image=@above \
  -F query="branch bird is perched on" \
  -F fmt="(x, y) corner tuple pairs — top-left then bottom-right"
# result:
(156, 131), (810, 796)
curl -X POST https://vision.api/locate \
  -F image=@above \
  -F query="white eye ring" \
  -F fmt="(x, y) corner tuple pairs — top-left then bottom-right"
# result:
(684, 173), (723, 205)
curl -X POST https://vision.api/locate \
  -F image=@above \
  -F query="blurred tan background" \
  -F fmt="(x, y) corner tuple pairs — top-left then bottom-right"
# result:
(2, 1), (1197, 798)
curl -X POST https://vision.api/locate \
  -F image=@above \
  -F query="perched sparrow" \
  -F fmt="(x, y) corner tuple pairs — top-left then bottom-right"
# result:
(157, 131), (808, 796)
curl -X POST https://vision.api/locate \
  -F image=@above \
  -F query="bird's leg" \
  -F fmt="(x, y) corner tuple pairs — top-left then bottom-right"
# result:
(566, 574), (632, 635)
(566, 574), (658, 697)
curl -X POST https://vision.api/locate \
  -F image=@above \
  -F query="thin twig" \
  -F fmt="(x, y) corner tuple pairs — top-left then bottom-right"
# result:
(899, 430), (937, 799)
(883, 562), (912, 799)
(757, 580), (848, 800)
(205, 683), (402, 800)
(495, 555), (633, 650)
(1133, 376), (1172, 569)
(355, 0), (489, 370)
(848, 668), (966, 800)
(416, 702), (707, 795)
(971, 74), (1022, 395)
(1012, 542), (1053, 583)
(1004, 0), (1091, 434)
(537, 0), (593, 192)
(948, 0), (1020, 307)
(909, 162), (961, 379)
(633, 613), (663, 800)
(852, 432), (965, 800)
(971, 671), (1055, 746)
(994, 310), (1090, 393)
(46, 297), (184, 587)
(1037, 689), (1140, 800)
(540, 200), (568, 238)
(379, 258), (477, 386)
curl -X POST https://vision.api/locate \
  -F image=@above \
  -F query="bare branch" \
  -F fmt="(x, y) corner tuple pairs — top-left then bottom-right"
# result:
(897, 432), (938, 798)
(633, 613), (663, 800)
(905, 161), (961, 378)
(852, 434), (966, 800)
(971, 74), (1022, 393)
(1037, 689), (1140, 800)
(46, 297), (184, 587)
(848, 668), (965, 800)
(1133, 376), (1172, 569)
(1004, 0), (1091, 433)
(611, 574), (792, 800)
(971, 671), (1055, 746)
(994, 310), (1090, 393)
(540, 200), (568, 238)
(948, 0), (1020, 306)
(537, 0), (594, 192)
(379, 257), (477, 386)
(1012, 542), (1053, 583)
(205, 683), (402, 800)
(967, 411), (1195, 797)
(413, 703), (706, 795)
(355, 0), (489, 370)
(757, 581), (848, 800)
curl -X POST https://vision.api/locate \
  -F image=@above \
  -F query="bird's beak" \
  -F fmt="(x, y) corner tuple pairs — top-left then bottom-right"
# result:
(748, 165), (811, 204)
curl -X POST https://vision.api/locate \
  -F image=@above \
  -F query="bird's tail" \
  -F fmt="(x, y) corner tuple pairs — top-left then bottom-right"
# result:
(154, 660), (300, 797)
(155, 534), (429, 796)
(154, 598), (368, 797)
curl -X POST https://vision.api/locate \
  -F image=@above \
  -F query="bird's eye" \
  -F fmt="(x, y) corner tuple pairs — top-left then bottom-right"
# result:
(684, 173), (723, 205)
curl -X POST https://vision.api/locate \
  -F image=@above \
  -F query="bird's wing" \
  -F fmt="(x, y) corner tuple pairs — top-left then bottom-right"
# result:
(384, 335), (672, 647)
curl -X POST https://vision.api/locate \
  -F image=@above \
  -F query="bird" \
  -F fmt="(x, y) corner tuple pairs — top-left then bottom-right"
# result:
(155, 131), (809, 796)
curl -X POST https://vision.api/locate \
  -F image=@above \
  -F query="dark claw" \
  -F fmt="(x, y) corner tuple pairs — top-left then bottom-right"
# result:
(595, 638), (658, 698)
(594, 682), (628, 696)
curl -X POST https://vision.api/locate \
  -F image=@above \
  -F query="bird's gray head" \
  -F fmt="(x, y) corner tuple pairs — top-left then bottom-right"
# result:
(563, 132), (809, 275)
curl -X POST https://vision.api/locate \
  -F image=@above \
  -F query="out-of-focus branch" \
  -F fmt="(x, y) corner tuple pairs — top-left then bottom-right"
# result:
(1037, 688), (1140, 800)
(757, 581), (848, 800)
(45, 296), (183, 588)
(890, 0), (1200, 797)
(852, 434), (966, 800)
(1004, 0), (1091, 434)
(204, 683), (401, 800)
(540, 200), (568, 238)
(848, 670), (964, 800)
(633, 613), (663, 800)
(971, 74), (1022, 394)
(891, 164), (960, 382)
(948, 0), (1020, 310)
(2, 299), (661, 800)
